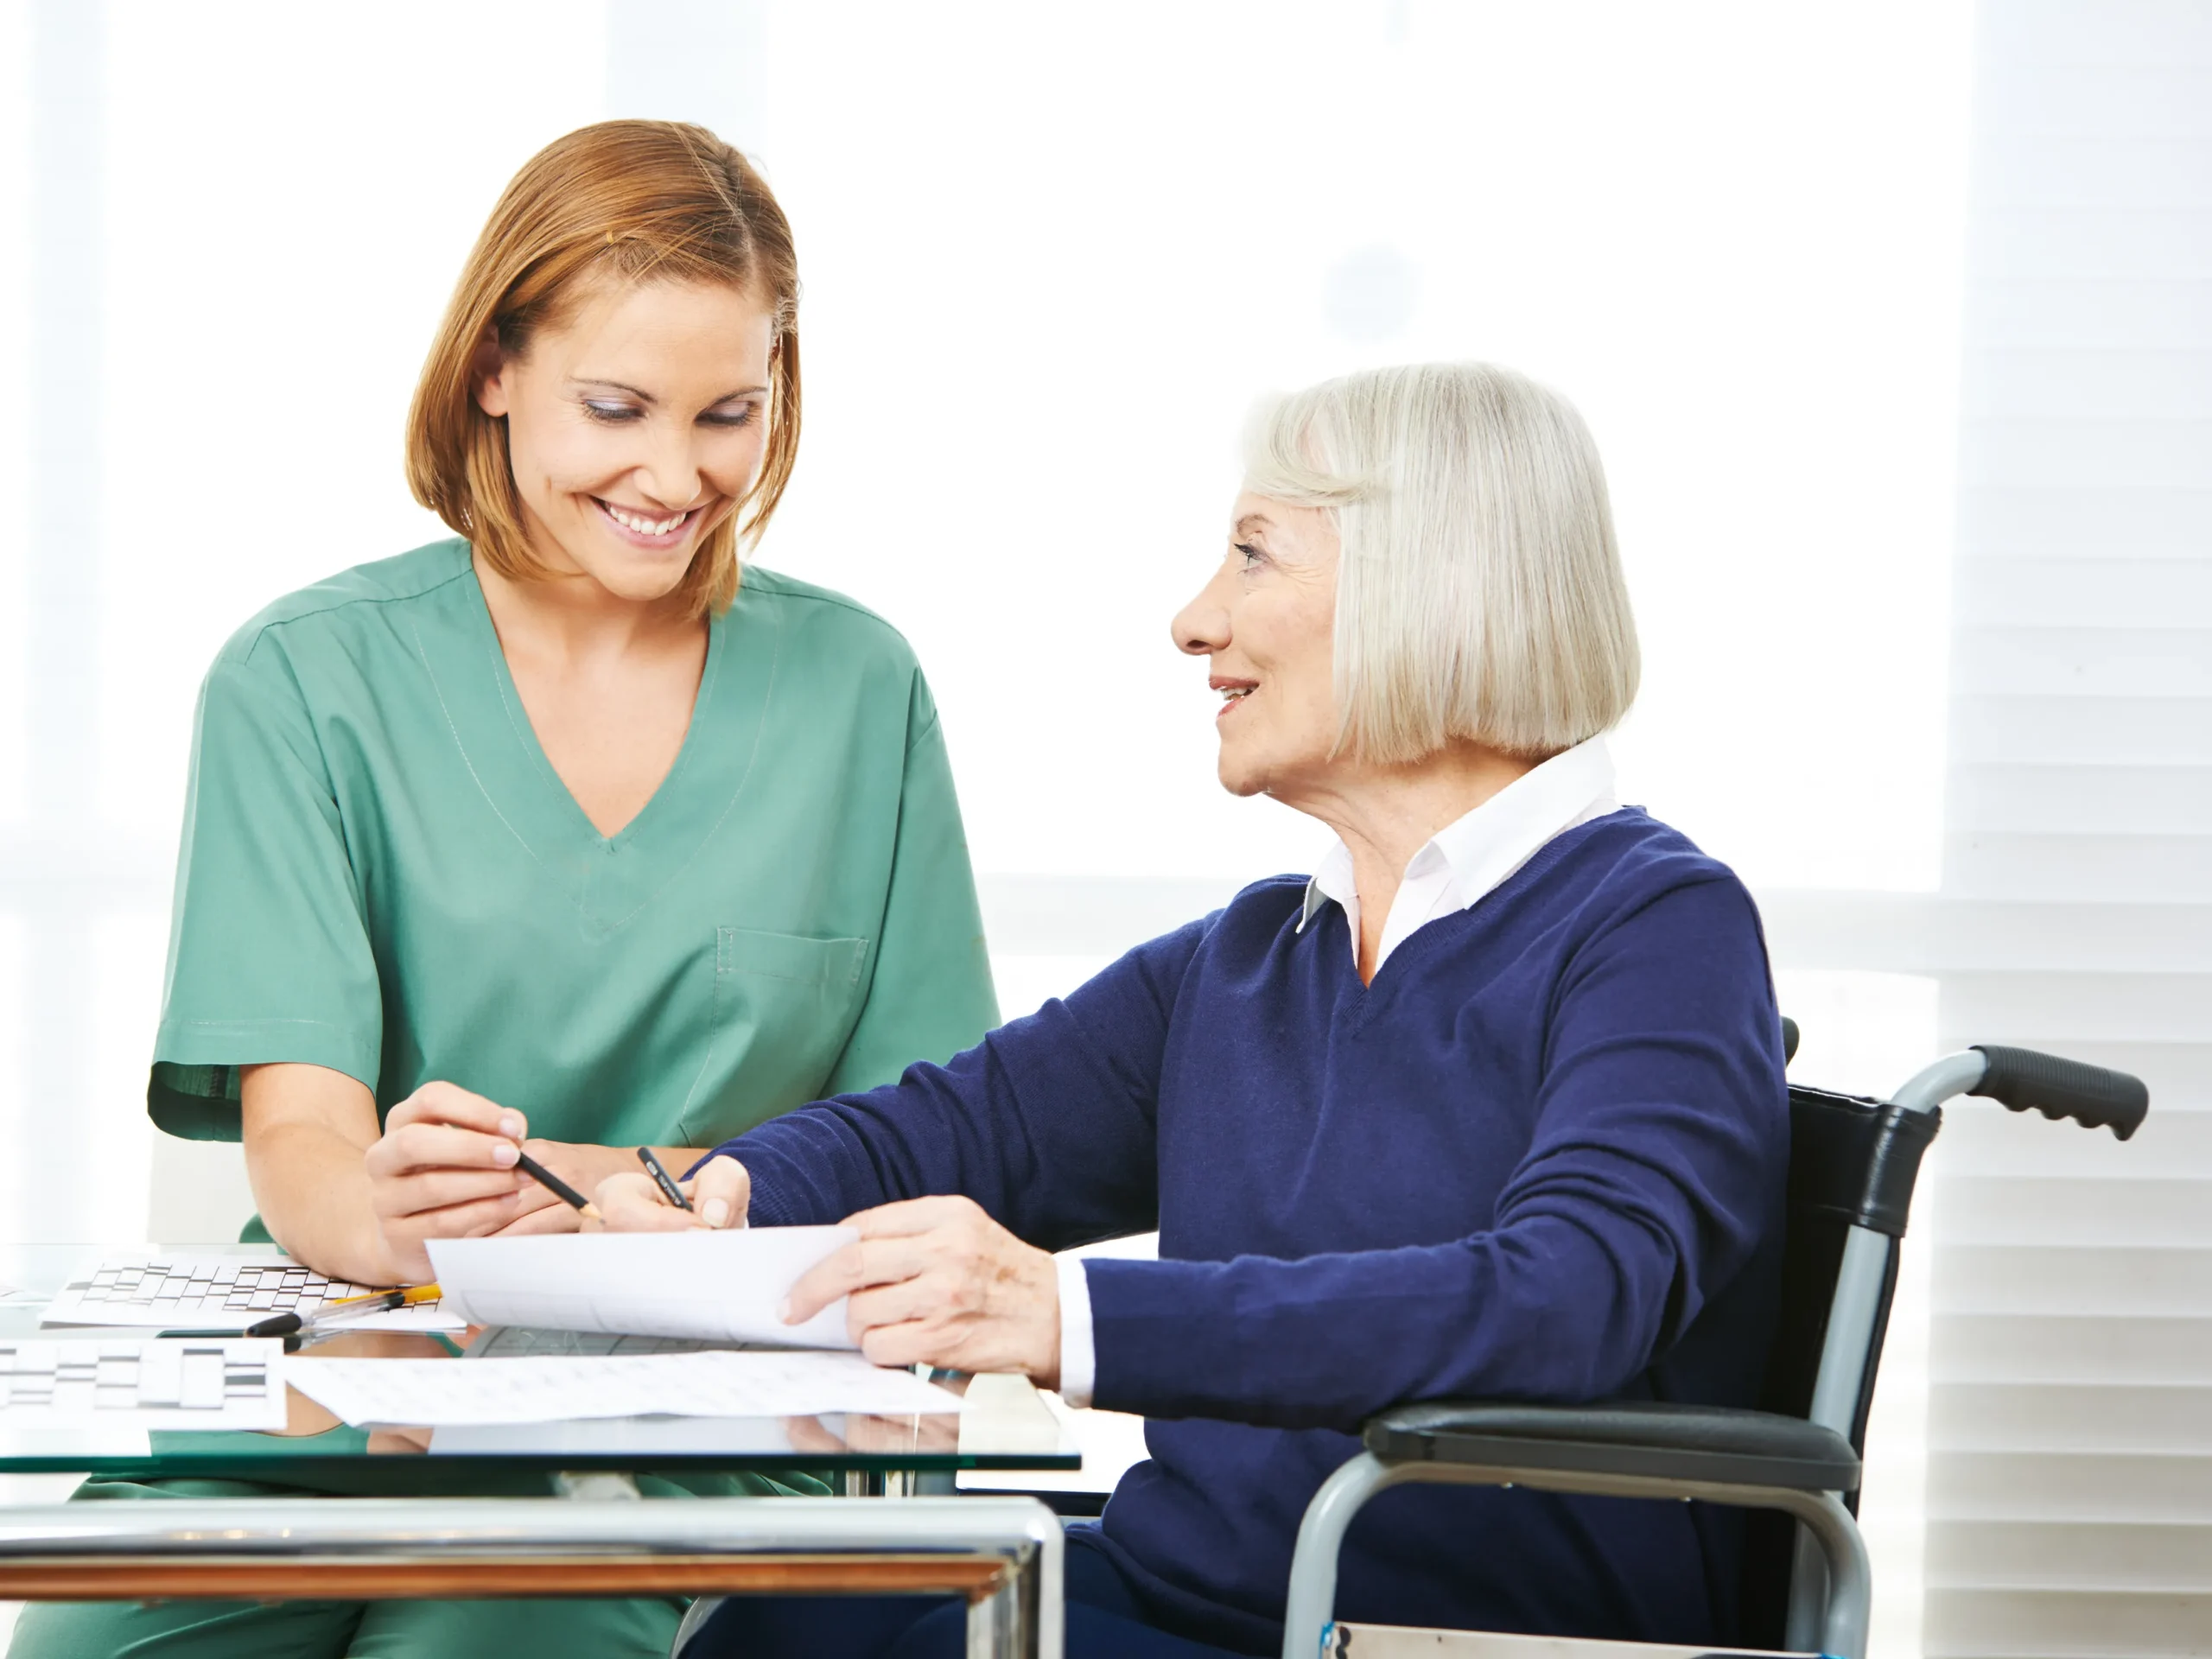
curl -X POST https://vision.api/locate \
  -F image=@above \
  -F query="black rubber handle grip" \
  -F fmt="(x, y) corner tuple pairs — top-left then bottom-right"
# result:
(1780, 1016), (1801, 1064)
(1970, 1046), (2149, 1141)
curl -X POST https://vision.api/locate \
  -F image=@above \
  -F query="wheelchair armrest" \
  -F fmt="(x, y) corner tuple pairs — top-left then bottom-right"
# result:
(1363, 1400), (1861, 1493)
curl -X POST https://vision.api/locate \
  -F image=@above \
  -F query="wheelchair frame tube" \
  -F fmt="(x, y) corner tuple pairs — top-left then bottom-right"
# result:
(1785, 1223), (1891, 1649)
(1783, 1050), (1986, 1647)
(1890, 1051), (1987, 1117)
(1803, 1054), (1972, 1446)
(1808, 1224), (1893, 1443)
(1281, 1452), (1871, 1659)
(1779, 1050), (1985, 1649)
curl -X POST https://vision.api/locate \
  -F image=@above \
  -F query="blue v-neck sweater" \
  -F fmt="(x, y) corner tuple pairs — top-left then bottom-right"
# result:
(713, 810), (1789, 1653)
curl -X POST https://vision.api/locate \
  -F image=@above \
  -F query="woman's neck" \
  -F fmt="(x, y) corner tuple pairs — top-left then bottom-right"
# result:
(473, 549), (701, 670)
(1284, 741), (1540, 982)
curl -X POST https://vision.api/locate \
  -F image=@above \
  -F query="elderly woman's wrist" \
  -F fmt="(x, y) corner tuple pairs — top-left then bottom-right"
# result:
(1051, 1255), (1096, 1407)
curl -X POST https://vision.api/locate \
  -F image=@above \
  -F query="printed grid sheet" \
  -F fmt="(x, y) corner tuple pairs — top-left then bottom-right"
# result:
(41, 1253), (461, 1332)
(0, 1338), (289, 1428)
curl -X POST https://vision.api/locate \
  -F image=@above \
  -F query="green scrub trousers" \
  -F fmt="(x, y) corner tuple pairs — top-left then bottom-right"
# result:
(12, 542), (999, 1659)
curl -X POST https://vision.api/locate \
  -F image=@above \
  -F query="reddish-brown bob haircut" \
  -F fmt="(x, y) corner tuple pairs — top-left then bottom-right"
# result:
(405, 120), (800, 616)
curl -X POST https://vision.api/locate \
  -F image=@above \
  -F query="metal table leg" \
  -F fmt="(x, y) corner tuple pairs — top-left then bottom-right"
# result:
(0, 1496), (1065, 1659)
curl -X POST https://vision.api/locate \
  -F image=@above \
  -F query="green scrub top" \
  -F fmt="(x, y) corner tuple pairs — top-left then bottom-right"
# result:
(149, 538), (999, 1152)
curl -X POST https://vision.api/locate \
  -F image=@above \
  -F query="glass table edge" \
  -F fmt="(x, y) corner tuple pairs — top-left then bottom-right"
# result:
(0, 1248), (1084, 1480)
(0, 1446), (1084, 1478)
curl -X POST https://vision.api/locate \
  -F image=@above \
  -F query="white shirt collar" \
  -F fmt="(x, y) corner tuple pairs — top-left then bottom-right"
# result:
(1297, 735), (1619, 969)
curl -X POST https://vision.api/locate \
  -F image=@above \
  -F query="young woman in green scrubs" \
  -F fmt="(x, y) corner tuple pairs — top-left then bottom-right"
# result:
(11, 120), (996, 1659)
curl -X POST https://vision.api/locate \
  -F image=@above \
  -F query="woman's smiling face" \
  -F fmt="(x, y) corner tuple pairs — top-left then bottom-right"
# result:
(1172, 492), (1343, 802)
(474, 277), (776, 604)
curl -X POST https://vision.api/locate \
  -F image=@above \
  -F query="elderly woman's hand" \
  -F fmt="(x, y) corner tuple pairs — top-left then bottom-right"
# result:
(782, 1197), (1060, 1387)
(588, 1154), (751, 1231)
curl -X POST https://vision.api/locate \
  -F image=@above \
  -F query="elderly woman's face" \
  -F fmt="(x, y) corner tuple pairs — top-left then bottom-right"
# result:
(1172, 493), (1341, 799)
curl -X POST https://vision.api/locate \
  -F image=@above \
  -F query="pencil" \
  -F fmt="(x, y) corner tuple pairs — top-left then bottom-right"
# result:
(245, 1283), (443, 1339)
(516, 1148), (601, 1221)
(325, 1284), (429, 1311)
(637, 1146), (694, 1211)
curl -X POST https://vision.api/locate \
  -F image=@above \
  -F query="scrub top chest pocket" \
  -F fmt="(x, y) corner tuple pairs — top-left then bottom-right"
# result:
(680, 927), (875, 1144)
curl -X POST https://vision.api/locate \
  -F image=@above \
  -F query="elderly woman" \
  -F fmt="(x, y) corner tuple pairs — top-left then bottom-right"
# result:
(598, 362), (1789, 1658)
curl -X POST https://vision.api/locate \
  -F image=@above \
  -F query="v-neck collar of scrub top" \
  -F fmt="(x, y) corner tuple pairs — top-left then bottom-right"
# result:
(416, 556), (781, 940)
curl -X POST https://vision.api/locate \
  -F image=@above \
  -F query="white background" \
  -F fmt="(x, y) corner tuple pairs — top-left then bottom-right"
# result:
(0, 3), (1989, 1651)
(0, 0), (1975, 1230)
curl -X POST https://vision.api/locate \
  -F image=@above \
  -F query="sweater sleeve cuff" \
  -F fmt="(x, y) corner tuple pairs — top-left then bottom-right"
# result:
(1054, 1255), (1096, 1408)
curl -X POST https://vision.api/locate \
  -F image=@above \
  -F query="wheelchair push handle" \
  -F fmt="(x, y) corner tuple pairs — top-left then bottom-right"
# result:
(1969, 1045), (2149, 1141)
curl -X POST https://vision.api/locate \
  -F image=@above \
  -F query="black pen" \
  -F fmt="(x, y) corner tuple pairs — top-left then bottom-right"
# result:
(637, 1146), (694, 1211)
(515, 1148), (601, 1221)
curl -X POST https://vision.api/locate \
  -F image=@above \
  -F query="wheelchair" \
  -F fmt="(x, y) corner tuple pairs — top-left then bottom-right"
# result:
(1279, 1025), (2151, 1659)
(671, 1028), (2149, 1659)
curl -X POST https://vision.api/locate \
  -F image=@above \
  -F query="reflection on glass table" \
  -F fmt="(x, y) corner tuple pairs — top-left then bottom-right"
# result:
(0, 1244), (1077, 1482)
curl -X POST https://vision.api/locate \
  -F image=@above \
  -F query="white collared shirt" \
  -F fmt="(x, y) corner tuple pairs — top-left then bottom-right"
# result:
(1299, 734), (1619, 976)
(1053, 735), (1620, 1408)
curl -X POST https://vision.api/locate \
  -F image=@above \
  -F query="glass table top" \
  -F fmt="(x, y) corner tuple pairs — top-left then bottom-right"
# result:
(0, 1245), (1078, 1482)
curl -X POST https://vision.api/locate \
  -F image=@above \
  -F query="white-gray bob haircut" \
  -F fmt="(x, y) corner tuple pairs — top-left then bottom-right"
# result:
(1244, 361), (1638, 764)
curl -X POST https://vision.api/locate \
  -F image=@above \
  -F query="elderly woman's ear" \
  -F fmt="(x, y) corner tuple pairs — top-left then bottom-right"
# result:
(1241, 362), (1637, 766)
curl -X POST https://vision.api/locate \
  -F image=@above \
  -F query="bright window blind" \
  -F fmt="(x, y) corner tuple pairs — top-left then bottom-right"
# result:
(1923, 5), (2212, 1655)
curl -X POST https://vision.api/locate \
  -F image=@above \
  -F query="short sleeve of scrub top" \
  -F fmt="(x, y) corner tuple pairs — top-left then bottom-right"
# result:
(148, 539), (1000, 1156)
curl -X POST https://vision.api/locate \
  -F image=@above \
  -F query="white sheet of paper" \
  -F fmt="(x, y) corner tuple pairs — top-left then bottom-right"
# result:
(427, 1227), (859, 1347)
(287, 1350), (963, 1427)
(0, 1338), (289, 1429)
(40, 1252), (461, 1332)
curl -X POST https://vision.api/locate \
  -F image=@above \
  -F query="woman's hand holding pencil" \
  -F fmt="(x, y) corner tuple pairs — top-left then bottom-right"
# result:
(511, 1147), (600, 1222)
(364, 1083), (702, 1280)
(364, 1084), (569, 1280)
(589, 1154), (751, 1233)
